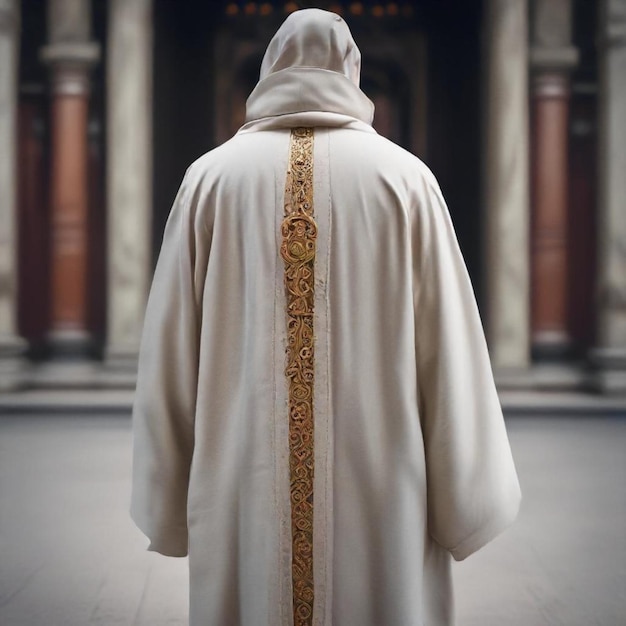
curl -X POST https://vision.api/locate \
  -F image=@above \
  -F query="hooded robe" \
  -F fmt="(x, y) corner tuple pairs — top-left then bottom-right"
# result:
(131, 9), (521, 626)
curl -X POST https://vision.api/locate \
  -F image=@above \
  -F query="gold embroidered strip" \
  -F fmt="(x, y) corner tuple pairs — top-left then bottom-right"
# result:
(280, 127), (316, 626)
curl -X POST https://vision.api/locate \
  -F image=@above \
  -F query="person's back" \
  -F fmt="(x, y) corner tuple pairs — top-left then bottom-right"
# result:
(130, 10), (521, 626)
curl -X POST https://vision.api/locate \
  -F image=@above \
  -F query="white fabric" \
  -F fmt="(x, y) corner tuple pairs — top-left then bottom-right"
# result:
(259, 9), (362, 85)
(131, 8), (521, 625)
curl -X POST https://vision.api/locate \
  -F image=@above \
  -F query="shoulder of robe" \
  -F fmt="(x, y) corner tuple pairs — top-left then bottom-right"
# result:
(173, 136), (249, 205)
(184, 135), (246, 181)
(183, 130), (287, 188)
(341, 129), (442, 196)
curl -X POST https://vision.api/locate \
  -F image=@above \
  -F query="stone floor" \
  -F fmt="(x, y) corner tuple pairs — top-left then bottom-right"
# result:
(0, 412), (624, 625)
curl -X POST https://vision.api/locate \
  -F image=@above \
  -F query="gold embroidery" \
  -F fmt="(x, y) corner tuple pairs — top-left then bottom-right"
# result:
(281, 127), (316, 626)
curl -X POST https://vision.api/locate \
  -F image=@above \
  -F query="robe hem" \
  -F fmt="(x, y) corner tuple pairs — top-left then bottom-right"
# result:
(448, 498), (521, 562)
(130, 506), (189, 558)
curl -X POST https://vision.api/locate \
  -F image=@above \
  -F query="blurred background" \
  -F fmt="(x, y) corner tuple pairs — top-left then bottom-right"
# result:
(0, 0), (624, 393)
(0, 1), (624, 625)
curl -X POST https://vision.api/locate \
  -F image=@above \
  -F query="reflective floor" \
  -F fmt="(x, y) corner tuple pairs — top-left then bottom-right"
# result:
(0, 412), (624, 625)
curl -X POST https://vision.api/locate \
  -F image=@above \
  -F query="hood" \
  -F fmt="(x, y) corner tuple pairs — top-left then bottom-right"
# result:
(259, 7), (361, 84)
(244, 9), (375, 127)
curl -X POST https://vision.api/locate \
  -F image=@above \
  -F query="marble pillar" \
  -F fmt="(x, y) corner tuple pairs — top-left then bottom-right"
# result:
(40, 0), (99, 356)
(590, 0), (626, 393)
(483, 0), (530, 370)
(529, 0), (578, 360)
(105, 0), (153, 369)
(0, 0), (26, 390)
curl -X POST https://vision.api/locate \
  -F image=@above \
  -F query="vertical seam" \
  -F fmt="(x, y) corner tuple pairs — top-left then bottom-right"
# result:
(324, 129), (333, 625)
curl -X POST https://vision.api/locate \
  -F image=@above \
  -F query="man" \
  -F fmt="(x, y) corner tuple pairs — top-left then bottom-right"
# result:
(131, 9), (521, 625)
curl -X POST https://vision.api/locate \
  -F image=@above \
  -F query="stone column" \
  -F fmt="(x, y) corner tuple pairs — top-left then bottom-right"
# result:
(40, 0), (99, 356)
(529, 0), (578, 360)
(0, 0), (26, 390)
(590, 0), (626, 393)
(105, 0), (153, 369)
(483, 0), (530, 370)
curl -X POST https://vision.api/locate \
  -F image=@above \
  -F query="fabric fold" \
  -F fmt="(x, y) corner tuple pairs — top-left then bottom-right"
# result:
(245, 66), (374, 126)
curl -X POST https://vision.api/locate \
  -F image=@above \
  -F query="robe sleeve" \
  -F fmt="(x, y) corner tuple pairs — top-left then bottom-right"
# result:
(414, 176), (522, 562)
(130, 170), (200, 558)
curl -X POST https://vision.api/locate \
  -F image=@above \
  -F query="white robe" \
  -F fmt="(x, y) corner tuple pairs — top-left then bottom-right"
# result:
(131, 9), (521, 626)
